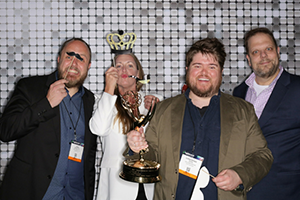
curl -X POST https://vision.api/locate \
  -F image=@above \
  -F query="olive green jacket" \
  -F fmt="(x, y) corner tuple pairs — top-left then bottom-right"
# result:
(125, 92), (273, 200)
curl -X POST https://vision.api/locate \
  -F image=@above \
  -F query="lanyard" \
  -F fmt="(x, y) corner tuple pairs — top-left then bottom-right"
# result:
(187, 103), (197, 154)
(186, 102), (207, 154)
(62, 99), (83, 141)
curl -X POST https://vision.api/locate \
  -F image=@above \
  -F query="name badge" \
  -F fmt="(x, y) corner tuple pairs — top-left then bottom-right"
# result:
(68, 140), (84, 162)
(179, 151), (204, 179)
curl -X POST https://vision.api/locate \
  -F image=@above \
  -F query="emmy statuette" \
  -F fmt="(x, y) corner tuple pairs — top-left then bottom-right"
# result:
(119, 91), (161, 183)
(106, 30), (161, 183)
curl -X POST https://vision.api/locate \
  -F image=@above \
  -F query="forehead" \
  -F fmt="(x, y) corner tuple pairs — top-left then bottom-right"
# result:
(192, 52), (218, 64)
(63, 40), (90, 55)
(116, 54), (135, 63)
(248, 33), (275, 48)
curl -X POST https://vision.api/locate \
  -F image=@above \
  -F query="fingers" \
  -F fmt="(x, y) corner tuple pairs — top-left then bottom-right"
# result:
(212, 169), (242, 191)
(144, 95), (159, 110)
(46, 79), (69, 108)
(127, 128), (148, 153)
(106, 66), (119, 78)
(104, 67), (119, 95)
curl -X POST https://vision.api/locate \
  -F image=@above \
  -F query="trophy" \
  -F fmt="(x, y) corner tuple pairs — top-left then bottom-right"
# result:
(106, 30), (161, 183)
(118, 90), (161, 183)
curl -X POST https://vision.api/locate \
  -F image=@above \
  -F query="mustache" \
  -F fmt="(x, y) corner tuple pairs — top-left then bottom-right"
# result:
(67, 52), (83, 61)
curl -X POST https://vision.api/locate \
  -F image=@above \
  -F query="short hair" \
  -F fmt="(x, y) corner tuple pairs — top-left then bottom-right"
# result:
(244, 27), (278, 55)
(59, 38), (92, 63)
(186, 38), (226, 70)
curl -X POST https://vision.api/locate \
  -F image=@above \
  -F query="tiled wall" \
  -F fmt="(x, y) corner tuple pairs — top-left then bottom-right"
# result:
(1, 0), (299, 197)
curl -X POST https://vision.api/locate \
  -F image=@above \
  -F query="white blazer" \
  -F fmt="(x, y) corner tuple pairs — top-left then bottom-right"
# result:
(89, 91), (163, 200)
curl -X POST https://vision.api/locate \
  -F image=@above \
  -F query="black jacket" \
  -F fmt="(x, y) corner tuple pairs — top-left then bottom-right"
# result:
(0, 71), (97, 200)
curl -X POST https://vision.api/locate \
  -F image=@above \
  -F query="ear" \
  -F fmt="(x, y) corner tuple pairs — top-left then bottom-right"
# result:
(277, 47), (280, 56)
(57, 56), (60, 63)
(88, 63), (91, 70)
(246, 55), (251, 67)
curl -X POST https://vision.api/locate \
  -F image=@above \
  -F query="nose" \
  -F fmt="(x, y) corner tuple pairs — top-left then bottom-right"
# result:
(69, 57), (77, 66)
(200, 66), (208, 75)
(260, 50), (267, 58)
(121, 65), (127, 72)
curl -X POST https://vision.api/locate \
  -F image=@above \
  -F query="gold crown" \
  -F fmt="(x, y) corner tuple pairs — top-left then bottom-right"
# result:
(106, 32), (136, 53)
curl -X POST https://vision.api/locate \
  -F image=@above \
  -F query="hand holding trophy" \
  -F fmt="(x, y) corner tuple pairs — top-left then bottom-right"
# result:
(119, 88), (161, 183)
(106, 30), (161, 184)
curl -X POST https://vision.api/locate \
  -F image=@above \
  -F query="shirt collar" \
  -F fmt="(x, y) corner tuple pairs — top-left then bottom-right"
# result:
(184, 88), (221, 105)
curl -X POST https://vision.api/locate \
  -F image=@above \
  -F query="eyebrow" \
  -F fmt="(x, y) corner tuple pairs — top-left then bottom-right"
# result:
(66, 52), (84, 61)
(192, 62), (218, 66)
(116, 61), (135, 65)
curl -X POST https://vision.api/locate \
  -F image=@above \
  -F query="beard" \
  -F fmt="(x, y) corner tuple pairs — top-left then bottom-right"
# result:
(58, 66), (87, 88)
(186, 72), (222, 98)
(252, 59), (279, 79)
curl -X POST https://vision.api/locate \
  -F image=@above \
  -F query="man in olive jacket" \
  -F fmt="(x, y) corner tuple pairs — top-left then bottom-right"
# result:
(126, 38), (273, 200)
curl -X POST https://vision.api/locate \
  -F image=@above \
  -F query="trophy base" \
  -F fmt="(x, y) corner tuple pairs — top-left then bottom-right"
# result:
(119, 159), (161, 183)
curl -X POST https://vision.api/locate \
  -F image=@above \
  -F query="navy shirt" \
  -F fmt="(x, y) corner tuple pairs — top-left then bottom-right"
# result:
(43, 86), (86, 200)
(175, 89), (220, 200)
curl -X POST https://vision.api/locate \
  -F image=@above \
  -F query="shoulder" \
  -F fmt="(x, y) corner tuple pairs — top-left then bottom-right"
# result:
(287, 71), (300, 84)
(83, 87), (94, 97)
(83, 87), (95, 105)
(232, 81), (248, 97)
(159, 93), (185, 105)
(156, 94), (185, 112)
(221, 92), (254, 111)
(17, 74), (49, 85)
(14, 74), (53, 93)
(277, 70), (300, 90)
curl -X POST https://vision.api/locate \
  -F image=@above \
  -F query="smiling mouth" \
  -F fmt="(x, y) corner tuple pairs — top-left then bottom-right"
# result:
(259, 60), (271, 65)
(66, 69), (79, 75)
(198, 78), (209, 81)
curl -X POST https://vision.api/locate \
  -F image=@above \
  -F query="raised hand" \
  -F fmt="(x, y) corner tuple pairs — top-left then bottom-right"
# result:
(104, 66), (119, 95)
(46, 79), (69, 108)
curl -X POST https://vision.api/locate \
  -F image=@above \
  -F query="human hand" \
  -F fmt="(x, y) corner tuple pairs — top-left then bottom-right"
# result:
(144, 95), (159, 110)
(46, 79), (68, 108)
(104, 66), (119, 95)
(127, 127), (148, 153)
(212, 169), (242, 191)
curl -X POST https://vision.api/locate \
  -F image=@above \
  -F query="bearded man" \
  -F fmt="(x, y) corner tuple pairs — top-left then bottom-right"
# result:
(126, 37), (273, 200)
(0, 38), (97, 200)
(233, 27), (300, 200)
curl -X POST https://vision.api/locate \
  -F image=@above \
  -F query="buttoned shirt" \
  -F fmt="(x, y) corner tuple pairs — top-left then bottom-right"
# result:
(175, 89), (220, 200)
(245, 66), (283, 118)
(43, 86), (85, 200)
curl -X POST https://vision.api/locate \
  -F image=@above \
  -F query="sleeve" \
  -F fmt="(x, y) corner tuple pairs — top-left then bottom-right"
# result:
(230, 104), (273, 194)
(0, 78), (55, 142)
(89, 92), (118, 137)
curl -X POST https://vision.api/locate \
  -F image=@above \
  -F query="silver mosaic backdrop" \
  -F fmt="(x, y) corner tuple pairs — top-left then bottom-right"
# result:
(1, 0), (299, 197)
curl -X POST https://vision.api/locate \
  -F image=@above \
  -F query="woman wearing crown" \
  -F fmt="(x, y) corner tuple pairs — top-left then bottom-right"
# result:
(89, 38), (162, 199)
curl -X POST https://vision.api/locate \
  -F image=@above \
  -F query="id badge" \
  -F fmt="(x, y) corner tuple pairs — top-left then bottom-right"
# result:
(68, 140), (84, 162)
(179, 151), (204, 179)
